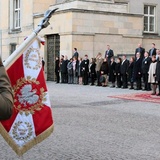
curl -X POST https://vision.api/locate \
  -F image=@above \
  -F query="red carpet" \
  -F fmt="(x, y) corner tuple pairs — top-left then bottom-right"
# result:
(109, 92), (160, 104)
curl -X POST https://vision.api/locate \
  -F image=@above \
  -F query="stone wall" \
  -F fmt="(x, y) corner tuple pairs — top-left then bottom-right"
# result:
(35, 8), (143, 58)
(33, 0), (56, 13)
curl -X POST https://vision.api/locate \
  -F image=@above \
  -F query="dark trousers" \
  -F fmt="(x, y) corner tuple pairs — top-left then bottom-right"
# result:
(61, 72), (68, 83)
(97, 71), (101, 86)
(91, 73), (96, 85)
(142, 73), (150, 90)
(83, 72), (88, 85)
(122, 74), (128, 88)
(136, 75), (142, 89)
(158, 81), (160, 94)
(116, 74), (122, 87)
(68, 74), (73, 84)
(55, 71), (60, 83)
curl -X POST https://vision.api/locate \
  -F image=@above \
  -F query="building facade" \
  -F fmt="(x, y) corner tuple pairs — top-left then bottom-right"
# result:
(0, 0), (54, 60)
(0, 0), (160, 80)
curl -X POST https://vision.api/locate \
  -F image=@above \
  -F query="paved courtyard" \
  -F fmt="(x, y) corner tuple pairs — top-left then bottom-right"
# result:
(1, 82), (160, 160)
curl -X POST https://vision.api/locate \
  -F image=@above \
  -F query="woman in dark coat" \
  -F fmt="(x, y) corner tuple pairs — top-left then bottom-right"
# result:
(109, 57), (116, 87)
(90, 58), (96, 85)
(78, 57), (83, 85)
(115, 57), (122, 88)
(100, 58), (109, 87)
(55, 56), (60, 83)
(156, 53), (160, 96)
(127, 56), (135, 89)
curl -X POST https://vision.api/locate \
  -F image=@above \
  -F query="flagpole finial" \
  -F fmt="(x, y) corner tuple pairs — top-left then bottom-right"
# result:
(35, 8), (58, 34)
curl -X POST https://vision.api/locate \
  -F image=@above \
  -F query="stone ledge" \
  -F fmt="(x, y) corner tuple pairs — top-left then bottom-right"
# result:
(53, 8), (143, 17)
(122, 34), (143, 38)
(143, 33), (160, 39)
(114, 0), (129, 4)
(51, 0), (128, 13)
(57, 0), (114, 4)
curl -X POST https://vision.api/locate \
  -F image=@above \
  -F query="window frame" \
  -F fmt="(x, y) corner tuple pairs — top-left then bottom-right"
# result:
(143, 5), (156, 33)
(13, 0), (21, 29)
(10, 0), (21, 32)
(10, 43), (17, 55)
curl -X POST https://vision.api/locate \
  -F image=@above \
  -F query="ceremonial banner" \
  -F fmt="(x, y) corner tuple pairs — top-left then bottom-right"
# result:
(0, 37), (54, 156)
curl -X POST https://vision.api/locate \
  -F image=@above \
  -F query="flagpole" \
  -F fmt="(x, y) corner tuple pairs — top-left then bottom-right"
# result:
(4, 8), (58, 70)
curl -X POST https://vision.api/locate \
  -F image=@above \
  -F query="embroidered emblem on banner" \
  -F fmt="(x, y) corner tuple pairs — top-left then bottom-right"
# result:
(12, 121), (33, 142)
(24, 47), (41, 70)
(13, 77), (46, 115)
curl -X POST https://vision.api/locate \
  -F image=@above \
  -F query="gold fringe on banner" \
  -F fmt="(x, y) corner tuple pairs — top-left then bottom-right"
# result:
(0, 123), (54, 156)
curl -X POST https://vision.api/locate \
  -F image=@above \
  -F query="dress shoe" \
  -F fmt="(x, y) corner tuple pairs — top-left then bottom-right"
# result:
(157, 93), (160, 96)
(134, 88), (141, 90)
(151, 92), (156, 95)
(122, 87), (128, 89)
(116, 86), (121, 88)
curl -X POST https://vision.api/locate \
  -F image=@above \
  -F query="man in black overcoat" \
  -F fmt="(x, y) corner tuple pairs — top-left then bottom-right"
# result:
(156, 52), (160, 96)
(120, 55), (129, 88)
(133, 52), (142, 90)
(141, 52), (151, 91)
(61, 55), (69, 83)
(55, 56), (60, 83)
(81, 55), (89, 85)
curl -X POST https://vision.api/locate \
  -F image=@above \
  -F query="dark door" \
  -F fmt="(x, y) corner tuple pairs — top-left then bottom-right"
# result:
(47, 34), (60, 81)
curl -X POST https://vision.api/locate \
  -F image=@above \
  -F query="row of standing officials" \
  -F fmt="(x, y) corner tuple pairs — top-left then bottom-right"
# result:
(54, 44), (160, 96)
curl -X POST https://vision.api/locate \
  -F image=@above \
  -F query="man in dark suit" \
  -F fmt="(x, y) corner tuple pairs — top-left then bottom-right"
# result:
(61, 55), (69, 83)
(104, 45), (114, 65)
(0, 58), (13, 120)
(135, 43), (145, 59)
(120, 55), (129, 88)
(55, 56), (60, 83)
(133, 52), (142, 90)
(141, 51), (151, 91)
(149, 43), (157, 57)
(72, 48), (79, 60)
(81, 55), (89, 85)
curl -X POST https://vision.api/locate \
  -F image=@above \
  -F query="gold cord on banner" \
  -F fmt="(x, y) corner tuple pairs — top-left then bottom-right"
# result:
(0, 122), (54, 156)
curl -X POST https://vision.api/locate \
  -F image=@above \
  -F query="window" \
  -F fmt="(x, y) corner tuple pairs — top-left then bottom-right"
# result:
(10, 43), (17, 54)
(13, 0), (21, 29)
(144, 5), (156, 33)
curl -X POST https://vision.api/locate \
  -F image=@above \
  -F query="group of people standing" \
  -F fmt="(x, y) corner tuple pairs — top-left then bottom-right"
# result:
(55, 48), (90, 85)
(54, 43), (160, 96)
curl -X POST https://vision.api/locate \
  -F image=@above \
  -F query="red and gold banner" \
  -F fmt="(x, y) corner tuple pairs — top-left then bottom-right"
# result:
(0, 38), (53, 156)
